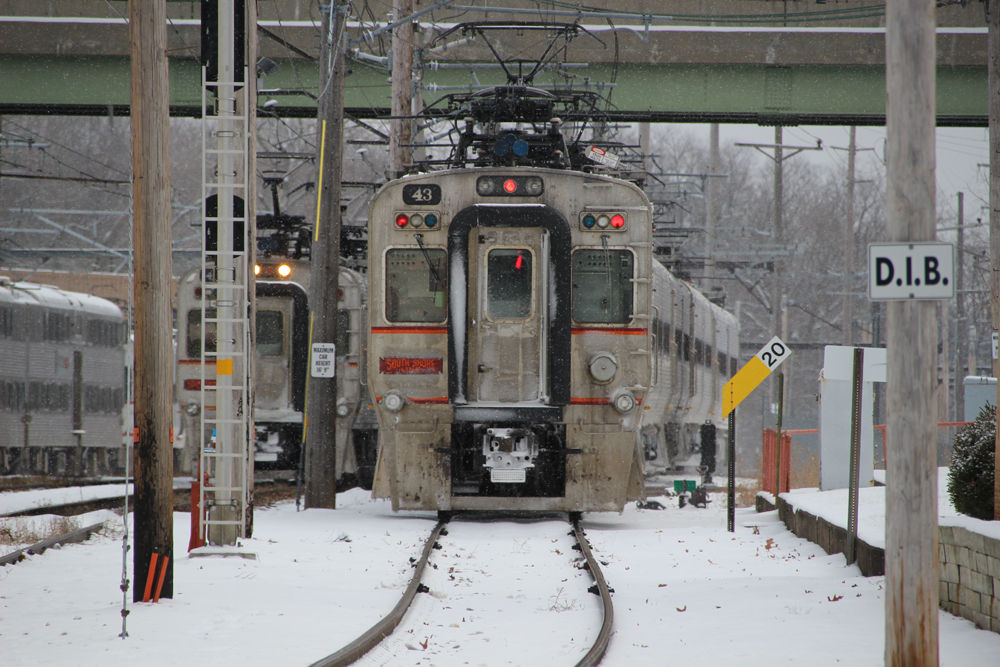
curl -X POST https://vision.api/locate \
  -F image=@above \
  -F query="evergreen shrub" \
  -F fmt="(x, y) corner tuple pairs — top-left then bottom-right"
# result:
(947, 404), (996, 520)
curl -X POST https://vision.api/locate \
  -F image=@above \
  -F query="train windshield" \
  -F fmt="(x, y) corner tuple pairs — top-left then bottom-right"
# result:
(487, 249), (532, 319)
(385, 248), (447, 322)
(186, 309), (217, 358)
(571, 250), (634, 323)
(256, 310), (283, 356)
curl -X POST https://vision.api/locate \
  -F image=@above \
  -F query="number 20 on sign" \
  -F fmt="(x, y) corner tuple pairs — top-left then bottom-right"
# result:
(722, 336), (792, 417)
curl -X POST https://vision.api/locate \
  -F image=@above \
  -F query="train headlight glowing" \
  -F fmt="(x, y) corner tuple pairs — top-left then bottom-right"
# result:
(425, 213), (439, 228)
(395, 213), (409, 228)
(336, 403), (351, 417)
(503, 179), (518, 194)
(254, 264), (261, 276)
(613, 393), (636, 414)
(382, 392), (406, 413)
(410, 213), (424, 228)
(610, 214), (625, 228)
(277, 264), (292, 277)
(596, 215), (610, 229)
(588, 353), (618, 384)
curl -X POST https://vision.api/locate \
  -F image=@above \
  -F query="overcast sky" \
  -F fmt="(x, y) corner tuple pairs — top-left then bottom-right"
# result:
(708, 124), (991, 229)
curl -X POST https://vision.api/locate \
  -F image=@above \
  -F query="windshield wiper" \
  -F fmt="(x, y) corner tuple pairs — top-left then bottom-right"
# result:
(413, 233), (444, 289)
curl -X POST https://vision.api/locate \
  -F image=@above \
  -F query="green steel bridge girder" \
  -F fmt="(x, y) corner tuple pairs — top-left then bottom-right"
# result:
(0, 55), (987, 126)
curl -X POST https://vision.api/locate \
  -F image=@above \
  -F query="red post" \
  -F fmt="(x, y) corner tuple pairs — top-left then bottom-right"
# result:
(761, 428), (791, 495)
(142, 552), (159, 602)
(188, 480), (205, 552)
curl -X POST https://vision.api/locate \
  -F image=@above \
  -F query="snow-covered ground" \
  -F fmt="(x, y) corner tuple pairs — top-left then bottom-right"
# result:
(2, 484), (999, 666)
(0, 479), (191, 517)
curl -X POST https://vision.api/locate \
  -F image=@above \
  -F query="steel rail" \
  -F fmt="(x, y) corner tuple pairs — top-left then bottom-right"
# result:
(307, 520), (446, 667)
(571, 518), (614, 667)
(0, 521), (106, 566)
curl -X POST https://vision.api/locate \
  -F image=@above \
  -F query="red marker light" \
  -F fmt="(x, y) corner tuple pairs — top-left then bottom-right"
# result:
(503, 179), (517, 193)
(515, 253), (523, 269)
(610, 214), (625, 228)
(395, 213), (409, 228)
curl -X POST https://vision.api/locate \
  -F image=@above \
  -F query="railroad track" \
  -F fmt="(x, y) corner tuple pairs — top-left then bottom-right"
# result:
(308, 513), (613, 667)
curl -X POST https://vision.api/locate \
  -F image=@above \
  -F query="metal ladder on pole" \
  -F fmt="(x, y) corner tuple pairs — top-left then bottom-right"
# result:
(198, 64), (252, 545)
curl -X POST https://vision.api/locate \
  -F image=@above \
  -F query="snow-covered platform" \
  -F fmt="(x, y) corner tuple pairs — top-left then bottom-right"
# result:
(757, 468), (1000, 633)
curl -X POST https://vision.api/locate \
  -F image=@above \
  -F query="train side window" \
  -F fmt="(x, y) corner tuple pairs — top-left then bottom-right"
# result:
(705, 344), (713, 368)
(730, 358), (738, 376)
(0, 306), (14, 338)
(257, 310), (284, 356)
(571, 250), (634, 324)
(385, 248), (447, 323)
(337, 310), (350, 356)
(694, 339), (704, 365)
(683, 333), (690, 362)
(187, 309), (218, 358)
(718, 352), (728, 376)
(675, 329), (683, 359)
(487, 249), (533, 319)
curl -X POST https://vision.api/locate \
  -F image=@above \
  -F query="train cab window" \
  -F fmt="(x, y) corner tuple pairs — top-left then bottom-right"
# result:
(487, 249), (533, 319)
(257, 310), (284, 356)
(385, 248), (447, 323)
(571, 250), (634, 324)
(187, 309), (218, 359)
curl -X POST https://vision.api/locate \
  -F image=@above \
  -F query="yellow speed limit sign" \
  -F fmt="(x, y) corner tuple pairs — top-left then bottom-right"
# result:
(722, 336), (792, 418)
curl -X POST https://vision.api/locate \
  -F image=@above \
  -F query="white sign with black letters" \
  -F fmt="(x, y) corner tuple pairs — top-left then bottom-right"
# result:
(868, 242), (954, 300)
(311, 343), (336, 378)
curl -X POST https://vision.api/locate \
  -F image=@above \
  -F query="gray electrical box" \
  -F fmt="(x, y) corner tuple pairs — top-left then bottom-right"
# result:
(963, 376), (997, 423)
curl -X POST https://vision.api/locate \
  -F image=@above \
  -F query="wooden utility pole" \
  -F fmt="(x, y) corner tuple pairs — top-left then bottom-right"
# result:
(130, 0), (174, 600)
(885, 0), (939, 663)
(770, 126), (784, 413)
(390, 0), (414, 176)
(304, 0), (346, 509)
(955, 192), (965, 421)
(735, 133), (819, 416)
(705, 123), (720, 290)
(990, 3), (1000, 521)
(842, 126), (857, 346)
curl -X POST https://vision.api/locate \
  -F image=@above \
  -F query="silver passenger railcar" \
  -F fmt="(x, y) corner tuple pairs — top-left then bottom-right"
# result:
(367, 168), (656, 512)
(175, 260), (377, 487)
(0, 278), (126, 475)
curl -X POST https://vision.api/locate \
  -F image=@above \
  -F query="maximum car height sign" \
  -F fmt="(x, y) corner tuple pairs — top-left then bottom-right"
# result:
(868, 242), (954, 300)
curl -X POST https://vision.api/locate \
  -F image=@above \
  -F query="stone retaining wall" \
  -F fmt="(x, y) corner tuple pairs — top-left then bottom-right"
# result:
(939, 524), (1000, 633)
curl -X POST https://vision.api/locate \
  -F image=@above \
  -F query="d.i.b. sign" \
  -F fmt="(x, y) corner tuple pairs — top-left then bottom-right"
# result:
(868, 242), (954, 301)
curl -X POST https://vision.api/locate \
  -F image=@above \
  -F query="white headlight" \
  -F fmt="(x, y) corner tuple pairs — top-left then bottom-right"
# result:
(613, 393), (636, 414)
(185, 401), (200, 416)
(383, 392), (405, 413)
(588, 353), (618, 384)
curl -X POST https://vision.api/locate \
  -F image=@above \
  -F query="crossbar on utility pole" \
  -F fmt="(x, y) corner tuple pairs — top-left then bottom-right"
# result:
(885, 0), (940, 663)
(130, 0), (174, 601)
